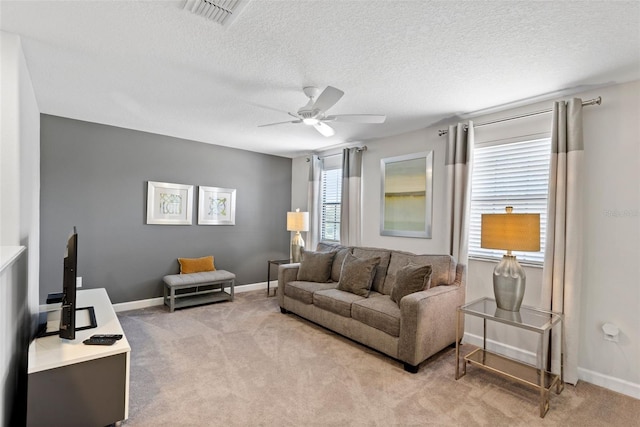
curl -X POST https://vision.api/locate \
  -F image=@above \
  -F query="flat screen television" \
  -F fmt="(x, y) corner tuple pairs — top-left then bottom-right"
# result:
(59, 227), (79, 339)
(37, 227), (97, 340)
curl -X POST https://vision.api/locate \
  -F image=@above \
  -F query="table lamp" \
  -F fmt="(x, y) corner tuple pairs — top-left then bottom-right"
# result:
(287, 208), (309, 263)
(481, 206), (540, 312)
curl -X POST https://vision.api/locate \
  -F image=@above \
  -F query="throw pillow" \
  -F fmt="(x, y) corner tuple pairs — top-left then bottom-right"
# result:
(331, 247), (352, 283)
(337, 253), (381, 297)
(390, 264), (432, 306)
(178, 256), (216, 274)
(297, 249), (336, 282)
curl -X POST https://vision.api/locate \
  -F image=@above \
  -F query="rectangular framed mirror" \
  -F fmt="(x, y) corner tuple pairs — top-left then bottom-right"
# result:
(380, 151), (433, 238)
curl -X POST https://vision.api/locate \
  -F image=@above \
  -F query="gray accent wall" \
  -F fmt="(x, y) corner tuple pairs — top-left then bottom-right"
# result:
(40, 115), (291, 304)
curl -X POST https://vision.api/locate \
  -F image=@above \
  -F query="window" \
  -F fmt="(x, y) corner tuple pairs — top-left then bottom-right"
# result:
(469, 137), (551, 264)
(321, 156), (342, 242)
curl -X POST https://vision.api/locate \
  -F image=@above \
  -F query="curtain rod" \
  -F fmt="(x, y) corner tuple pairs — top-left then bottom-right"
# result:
(437, 96), (602, 136)
(306, 145), (367, 162)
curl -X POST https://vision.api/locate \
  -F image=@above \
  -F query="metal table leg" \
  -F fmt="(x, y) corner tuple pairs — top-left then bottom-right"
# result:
(539, 332), (548, 417)
(455, 308), (462, 379)
(267, 261), (271, 296)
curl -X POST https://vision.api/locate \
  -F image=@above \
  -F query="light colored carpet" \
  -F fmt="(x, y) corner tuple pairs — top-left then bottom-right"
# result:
(118, 290), (639, 426)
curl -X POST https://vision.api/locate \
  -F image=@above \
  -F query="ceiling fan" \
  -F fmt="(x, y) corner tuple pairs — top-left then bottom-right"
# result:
(258, 86), (386, 137)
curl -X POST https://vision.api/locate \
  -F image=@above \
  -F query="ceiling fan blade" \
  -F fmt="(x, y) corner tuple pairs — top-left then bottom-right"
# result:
(324, 114), (386, 124)
(313, 122), (335, 137)
(258, 120), (301, 127)
(312, 86), (344, 113)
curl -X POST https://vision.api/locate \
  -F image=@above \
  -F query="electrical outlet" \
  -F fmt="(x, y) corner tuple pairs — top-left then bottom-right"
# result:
(76, 276), (82, 288)
(604, 332), (619, 342)
(602, 323), (619, 342)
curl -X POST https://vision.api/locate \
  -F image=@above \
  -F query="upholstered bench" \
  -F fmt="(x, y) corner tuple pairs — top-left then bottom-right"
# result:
(163, 270), (235, 312)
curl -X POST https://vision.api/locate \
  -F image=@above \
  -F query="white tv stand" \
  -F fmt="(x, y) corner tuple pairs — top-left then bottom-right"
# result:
(27, 288), (131, 426)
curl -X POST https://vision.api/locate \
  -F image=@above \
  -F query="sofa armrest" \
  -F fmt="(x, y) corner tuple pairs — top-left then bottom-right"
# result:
(277, 263), (300, 306)
(398, 284), (465, 366)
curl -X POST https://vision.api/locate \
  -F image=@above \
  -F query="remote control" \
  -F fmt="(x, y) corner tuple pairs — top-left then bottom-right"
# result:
(90, 334), (123, 340)
(83, 337), (117, 346)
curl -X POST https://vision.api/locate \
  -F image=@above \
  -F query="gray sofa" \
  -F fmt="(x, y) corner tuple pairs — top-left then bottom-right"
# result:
(277, 242), (466, 372)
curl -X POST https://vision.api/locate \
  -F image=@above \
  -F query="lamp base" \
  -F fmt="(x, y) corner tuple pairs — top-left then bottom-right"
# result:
(494, 307), (522, 322)
(291, 232), (305, 263)
(493, 254), (526, 312)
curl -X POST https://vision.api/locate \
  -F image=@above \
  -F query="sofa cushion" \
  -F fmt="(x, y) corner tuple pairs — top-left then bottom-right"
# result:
(285, 281), (337, 305)
(352, 294), (401, 337)
(337, 253), (380, 297)
(313, 289), (365, 317)
(164, 270), (234, 287)
(383, 252), (455, 294)
(390, 264), (432, 306)
(352, 247), (391, 294)
(297, 249), (336, 282)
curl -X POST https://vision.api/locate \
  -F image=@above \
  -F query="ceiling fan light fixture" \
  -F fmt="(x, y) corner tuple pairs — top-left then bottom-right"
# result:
(258, 85), (385, 138)
(314, 122), (335, 137)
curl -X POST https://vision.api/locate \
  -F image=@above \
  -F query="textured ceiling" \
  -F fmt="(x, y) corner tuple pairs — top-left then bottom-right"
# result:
(2, 0), (639, 157)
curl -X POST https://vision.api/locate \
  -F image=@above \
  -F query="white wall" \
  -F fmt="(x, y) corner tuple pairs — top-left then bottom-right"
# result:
(578, 81), (639, 395)
(464, 81), (640, 397)
(1, 33), (21, 246)
(0, 30), (40, 291)
(0, 31), (40, 425)
(290, 156), (309, 252)
(293, 131), (449, 254)
(291, 156), (309, 211)
(290, 79), (640, 398)
(360, 130), (449, 253)
(0, 30), (40, 320)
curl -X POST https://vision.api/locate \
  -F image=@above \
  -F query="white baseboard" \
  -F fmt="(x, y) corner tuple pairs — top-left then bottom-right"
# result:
(577, 367), (640, 399)
(235, 281), (271, 293)
(463, 332), (640, 399)
(112, 282), (272, 313)
(113, 296), (164, 312)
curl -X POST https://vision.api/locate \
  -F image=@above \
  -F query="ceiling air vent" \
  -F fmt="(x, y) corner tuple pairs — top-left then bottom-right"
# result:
(182, 0), (249, 26)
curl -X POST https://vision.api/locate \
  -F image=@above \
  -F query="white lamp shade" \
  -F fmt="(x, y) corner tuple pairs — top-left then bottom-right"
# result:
(287, 210), (309, 232)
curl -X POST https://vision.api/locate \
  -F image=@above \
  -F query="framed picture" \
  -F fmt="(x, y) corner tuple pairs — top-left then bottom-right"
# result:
(380, 151), (433, 238)
(198, 186), (236, 225)
(146, 181), (193, 225)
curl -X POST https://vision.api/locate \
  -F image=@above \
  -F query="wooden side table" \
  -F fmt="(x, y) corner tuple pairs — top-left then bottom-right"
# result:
(267, 259), (291, 297)
(455, 297), (564, 418)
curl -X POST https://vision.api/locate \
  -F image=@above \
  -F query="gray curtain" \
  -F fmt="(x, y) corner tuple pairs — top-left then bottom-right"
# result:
(340, 147), (363, 246)
(444, 122), (474, 264)
(542, 98), (584, 385)
(307, 155), (322, 251)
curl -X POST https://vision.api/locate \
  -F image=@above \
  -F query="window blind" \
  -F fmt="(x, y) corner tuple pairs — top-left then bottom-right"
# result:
(321, 167), (342, 242)
(469, 138), (551, 264)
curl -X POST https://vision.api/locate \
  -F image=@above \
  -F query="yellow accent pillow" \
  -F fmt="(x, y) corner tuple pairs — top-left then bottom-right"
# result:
(178, 256), (215, 274)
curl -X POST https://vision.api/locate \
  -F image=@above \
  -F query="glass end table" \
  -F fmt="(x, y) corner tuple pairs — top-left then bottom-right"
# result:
(455, 297), (564, 418)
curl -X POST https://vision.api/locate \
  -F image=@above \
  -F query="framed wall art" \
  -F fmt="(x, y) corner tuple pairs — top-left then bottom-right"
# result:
(380, 151), (433, 238)
(198, 186), (236, 225)
(146, 181), (194, 225)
